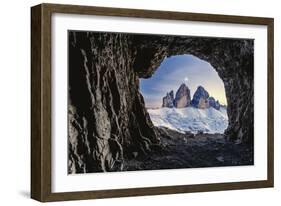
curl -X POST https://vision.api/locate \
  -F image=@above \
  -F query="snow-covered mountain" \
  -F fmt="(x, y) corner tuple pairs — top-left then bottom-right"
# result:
(162, 84), (223, 110)
(148, 107), (228, 134)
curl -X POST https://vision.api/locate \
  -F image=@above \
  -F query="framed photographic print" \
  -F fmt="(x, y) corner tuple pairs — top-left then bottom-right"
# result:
(31, 3), (274, 202)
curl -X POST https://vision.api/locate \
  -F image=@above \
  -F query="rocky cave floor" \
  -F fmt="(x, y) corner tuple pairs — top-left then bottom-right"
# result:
(123, 127), (254, 171)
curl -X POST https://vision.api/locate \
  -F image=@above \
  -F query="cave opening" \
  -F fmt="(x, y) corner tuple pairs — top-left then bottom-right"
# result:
(68, 31), (254, 173)
(140, 54), (229, 135)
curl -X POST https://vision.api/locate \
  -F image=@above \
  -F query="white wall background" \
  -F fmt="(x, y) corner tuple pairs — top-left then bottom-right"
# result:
(0, 0), (279, 205)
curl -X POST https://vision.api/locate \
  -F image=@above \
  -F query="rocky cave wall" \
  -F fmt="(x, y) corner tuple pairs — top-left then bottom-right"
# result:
(68, 31), (254, 173)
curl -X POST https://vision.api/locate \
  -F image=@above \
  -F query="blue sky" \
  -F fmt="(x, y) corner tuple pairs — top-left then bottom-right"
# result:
(140, 55), (227, 108)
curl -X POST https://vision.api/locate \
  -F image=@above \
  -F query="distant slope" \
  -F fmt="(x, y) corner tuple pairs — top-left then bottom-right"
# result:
(148, 107), (228, 134)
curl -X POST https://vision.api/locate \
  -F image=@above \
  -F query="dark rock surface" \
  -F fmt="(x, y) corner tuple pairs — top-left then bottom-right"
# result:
(124, 127), (253, 171)
(162, 90), (174, 108)
(174, 83), (191, 108)
(68, 31), (159, 173)
(68, 31), (254, 173)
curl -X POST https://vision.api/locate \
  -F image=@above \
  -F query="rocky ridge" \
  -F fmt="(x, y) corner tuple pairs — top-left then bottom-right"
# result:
(162, 84), (222, 110)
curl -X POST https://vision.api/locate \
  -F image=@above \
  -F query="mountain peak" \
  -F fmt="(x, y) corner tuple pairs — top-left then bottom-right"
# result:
(162, 90), (174, 108)
(179, 82), (188, 88)
(197, 85), (208, 93)
(191, 86), (210, 109)
(191, 86), (221, 110)
(208, 97), (221, 110)
(174, 83), (191, 108)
